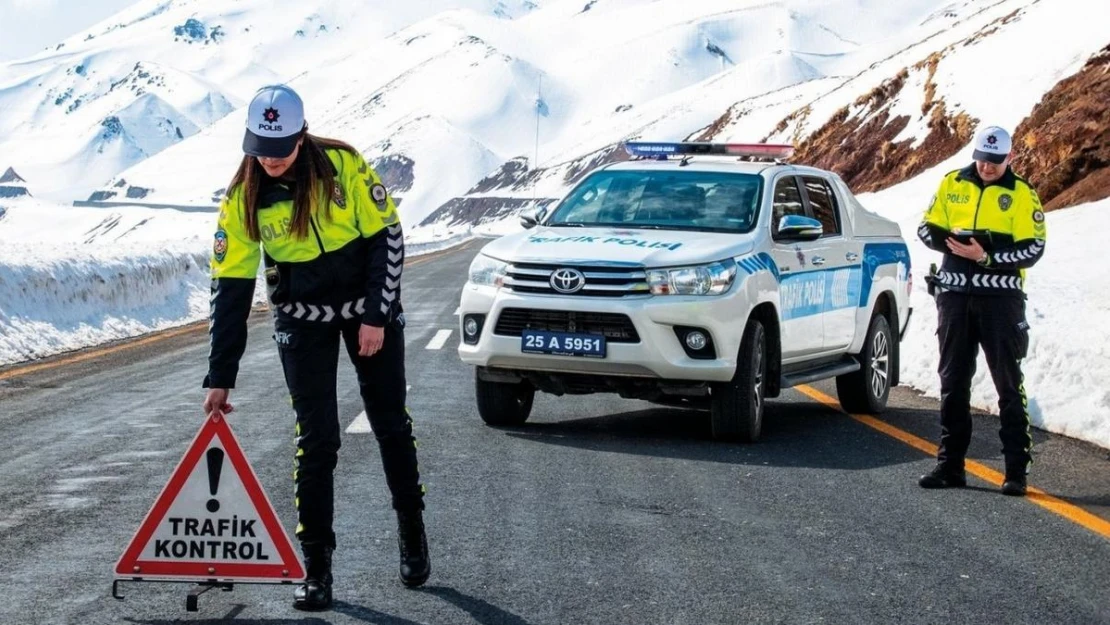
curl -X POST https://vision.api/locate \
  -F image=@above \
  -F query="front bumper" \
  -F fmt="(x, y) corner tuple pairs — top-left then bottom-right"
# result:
(456, 284), (750, 383)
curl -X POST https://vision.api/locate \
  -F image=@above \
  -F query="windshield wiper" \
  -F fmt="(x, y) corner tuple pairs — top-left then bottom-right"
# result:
(547, 223), (696, 231)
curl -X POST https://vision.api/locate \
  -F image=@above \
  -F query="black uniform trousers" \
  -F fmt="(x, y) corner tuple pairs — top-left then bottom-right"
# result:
(274, 313), (424, 550)
(935, 291), (1032, 474)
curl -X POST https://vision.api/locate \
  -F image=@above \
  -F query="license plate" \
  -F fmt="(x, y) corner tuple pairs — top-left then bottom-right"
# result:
(521, 330), (607, 358)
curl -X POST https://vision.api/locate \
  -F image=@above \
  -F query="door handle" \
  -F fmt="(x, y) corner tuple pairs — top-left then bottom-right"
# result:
(845, 252), (859, 262)
(811, 256), (826, 266)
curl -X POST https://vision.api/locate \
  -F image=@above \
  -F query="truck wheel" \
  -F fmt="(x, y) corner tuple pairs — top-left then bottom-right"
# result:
(475, 371), (535, 426)
(710, 318), (766, 442)
(836, 313), (892, 414)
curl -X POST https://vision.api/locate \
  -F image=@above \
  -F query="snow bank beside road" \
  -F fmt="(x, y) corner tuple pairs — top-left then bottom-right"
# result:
(0, 200), (471, 366)
(0, 246), (216, 365)
(862, 181), (1110, 451)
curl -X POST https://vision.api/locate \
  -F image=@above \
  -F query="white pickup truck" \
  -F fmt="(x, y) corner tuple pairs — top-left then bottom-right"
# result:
(457, 142), (912, 442)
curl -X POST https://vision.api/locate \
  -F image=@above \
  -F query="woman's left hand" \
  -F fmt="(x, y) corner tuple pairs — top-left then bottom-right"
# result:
(359, 324), (385, 357)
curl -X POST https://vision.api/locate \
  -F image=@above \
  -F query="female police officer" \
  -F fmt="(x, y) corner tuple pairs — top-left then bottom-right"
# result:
(201, 84), (429, 610)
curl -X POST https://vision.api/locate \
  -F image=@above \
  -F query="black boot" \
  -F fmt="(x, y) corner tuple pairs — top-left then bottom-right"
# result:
(918, 464), (967, 489)
(397, 509), (430, 587)
(293, 545), (333, 611)
(1002, 464), (1028, 497)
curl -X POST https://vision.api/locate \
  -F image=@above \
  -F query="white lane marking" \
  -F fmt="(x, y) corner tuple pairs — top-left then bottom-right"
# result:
(425, 329), (452, 350)
(346, 412), (372, 434)
(453, 307), (460, 316)
(346, 385), (412, 434)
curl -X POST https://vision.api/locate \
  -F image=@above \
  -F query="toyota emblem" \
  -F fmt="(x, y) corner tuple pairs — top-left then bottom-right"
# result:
(550, 268), (585, 294)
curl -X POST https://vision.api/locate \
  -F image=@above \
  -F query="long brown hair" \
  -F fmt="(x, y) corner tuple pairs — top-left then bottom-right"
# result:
(227, 131), (359, 241)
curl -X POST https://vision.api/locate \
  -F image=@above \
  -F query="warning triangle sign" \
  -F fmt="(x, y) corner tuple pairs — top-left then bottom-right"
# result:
(115, 412), (305, 583)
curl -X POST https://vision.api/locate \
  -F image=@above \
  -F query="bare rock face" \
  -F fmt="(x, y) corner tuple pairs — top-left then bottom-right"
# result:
(370, 154), (416, 194)
(696, 10), (1108, 213)
(0, 187), (30, 199)
(562, 145), (628, 185)
(420, 144), (629, 229)
(0, 167), (26, 184)
(780, 60), (977, 195)
(467, 157), (534, 194)
(1011, 43), (1110, 211)
(419, 197), (557, 228)
(0, 167), (31, 198)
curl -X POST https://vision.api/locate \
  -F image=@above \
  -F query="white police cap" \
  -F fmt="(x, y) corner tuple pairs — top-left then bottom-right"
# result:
(243, 85), (306, 158)
(972, 126), (1012, 165)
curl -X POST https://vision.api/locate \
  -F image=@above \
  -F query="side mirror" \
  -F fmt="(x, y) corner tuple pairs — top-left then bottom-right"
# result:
(777, 215), (823, 241)
(519, 206), (546, 230)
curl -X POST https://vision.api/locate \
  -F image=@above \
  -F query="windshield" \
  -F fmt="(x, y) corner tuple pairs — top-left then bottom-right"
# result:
(546, 169), (762, 233)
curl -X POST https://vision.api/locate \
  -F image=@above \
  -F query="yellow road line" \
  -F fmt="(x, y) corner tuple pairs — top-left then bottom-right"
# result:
(795, 384), (1110, 540)
(0, 239), (476, 381)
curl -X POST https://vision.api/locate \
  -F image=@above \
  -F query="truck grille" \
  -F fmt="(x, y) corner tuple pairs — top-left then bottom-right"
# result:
(493, 308), (641, 343)
(503, 262), (649, 297)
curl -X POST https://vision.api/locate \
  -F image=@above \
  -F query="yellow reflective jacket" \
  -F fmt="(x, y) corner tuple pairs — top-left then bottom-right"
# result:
(917, 164), (1046, 295)
(205, 147), (404, 388)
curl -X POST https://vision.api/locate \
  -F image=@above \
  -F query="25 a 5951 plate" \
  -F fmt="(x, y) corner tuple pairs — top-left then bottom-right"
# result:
(521, 330), (607, 358)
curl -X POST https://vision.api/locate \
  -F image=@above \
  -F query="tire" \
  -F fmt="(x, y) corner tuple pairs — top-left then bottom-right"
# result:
(710, 318), (767, 442)
(475, 370), (535, 426)
(836, 313), (893, 414)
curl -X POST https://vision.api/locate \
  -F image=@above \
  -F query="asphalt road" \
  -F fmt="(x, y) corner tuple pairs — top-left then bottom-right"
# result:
(1, 239), (1107, 625)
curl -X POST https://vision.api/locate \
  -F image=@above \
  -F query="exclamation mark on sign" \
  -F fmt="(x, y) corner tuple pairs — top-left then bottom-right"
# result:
(206, 447), (225, 513)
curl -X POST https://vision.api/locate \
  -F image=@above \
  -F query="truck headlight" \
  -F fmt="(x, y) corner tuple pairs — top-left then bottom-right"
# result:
(647, 260), (737, 296)
(468, 254), (508, 288)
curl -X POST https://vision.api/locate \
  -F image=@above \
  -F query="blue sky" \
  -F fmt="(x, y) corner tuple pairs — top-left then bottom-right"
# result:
(0, 0), (139, 61)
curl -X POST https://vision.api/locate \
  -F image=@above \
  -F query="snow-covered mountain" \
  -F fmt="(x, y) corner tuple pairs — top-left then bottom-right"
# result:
(4, 0), (1041, 229)
(3, 0), (1106, 226)
(428, 0), (1109, 229)
(0, 0), (548, 203)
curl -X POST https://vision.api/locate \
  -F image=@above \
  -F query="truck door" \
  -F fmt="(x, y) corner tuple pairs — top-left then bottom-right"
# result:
(799, 175), (862, 352)
(769, 175), (827, 359)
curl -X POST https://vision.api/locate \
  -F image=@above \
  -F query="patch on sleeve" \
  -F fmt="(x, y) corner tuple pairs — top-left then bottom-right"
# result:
(213, 229), (228, 263)
(370, 183), (388, 207)
(1032, 209), (1045, 223)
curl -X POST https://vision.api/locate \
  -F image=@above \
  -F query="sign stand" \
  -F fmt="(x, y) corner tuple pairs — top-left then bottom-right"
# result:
(113, 411), (305, 612)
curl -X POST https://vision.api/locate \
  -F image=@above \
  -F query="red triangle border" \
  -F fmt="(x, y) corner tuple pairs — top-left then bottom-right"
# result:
(114, 414), (305, 582)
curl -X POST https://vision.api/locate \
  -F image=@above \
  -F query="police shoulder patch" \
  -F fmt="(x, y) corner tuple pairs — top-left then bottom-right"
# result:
(213, 229), (229, 263)
(1032, 209), (1045, 223)
(332, 183), (347, 209)
(998, 194), (1013, 211)
(370, 183), (388, 206)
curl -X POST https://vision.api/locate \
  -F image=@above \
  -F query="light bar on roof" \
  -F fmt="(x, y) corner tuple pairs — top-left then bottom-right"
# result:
(623, 141), (794, 160)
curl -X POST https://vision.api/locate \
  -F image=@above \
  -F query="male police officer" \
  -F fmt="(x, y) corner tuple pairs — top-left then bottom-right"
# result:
(917, 125), (1047, 497)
